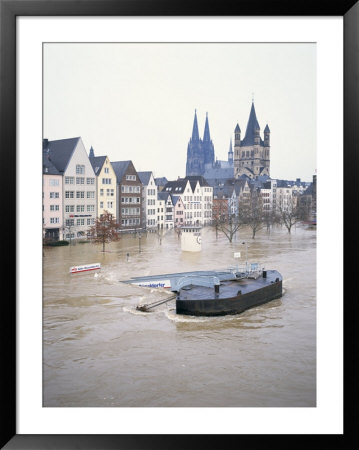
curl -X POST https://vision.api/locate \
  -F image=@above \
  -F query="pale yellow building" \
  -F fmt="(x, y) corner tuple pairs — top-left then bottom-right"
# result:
(89, 149), (117, 220)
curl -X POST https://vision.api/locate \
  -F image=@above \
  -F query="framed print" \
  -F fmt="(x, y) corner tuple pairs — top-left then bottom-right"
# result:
(1, 0), (357, 448)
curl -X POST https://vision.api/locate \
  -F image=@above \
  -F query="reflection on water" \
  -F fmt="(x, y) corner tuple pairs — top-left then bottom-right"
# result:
(43, 225), (316, 407)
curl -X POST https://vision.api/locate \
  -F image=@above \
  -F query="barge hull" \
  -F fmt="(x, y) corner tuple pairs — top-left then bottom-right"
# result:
(176, 271), (282, 317)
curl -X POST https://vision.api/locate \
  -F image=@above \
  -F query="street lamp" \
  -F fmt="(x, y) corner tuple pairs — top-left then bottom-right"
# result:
(242, 241), (248, 271)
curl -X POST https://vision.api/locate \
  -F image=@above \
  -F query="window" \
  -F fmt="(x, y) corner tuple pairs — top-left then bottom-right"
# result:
(107, 201), (113, 209)
(65, 205), (74, 212)
(76, 191), (85, 199)
(87, 191), (95, 199)
(76, 177), (85, 184)
(87, 205), (95, 212)
(65, 176), (74, 184)
(65, 191), (74, 199)
(50, 205), (59, 211)
(126, 174), (136, 181)
(76, 205), (85, 212)
(50, 217), (60, 224)
(86, 177), (95, 184)
(104, 167), (109, 174)
(102, 178), (111, 184)
(50, 192), (59, 199)
(76, 164), (85, 174)
(49, 179), (59, 186)
(76, 218), (85, 226)
(66, 219), (74, 226)
(100, 189), (104, 196)
(87, 218), (95, 225)
(106, 188), (114, 196)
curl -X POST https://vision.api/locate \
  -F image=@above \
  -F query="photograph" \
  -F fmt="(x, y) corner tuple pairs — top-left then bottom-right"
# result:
(42, 42), (317, 408)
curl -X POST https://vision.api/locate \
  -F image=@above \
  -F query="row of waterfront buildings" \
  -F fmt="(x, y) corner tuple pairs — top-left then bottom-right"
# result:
(43, 101), (316, 241)
(43, 135), (315, 241)
(43, 137), (215, 241)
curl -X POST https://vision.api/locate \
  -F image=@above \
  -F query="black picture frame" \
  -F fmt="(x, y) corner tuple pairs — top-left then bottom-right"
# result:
(1, 0), (356, 448)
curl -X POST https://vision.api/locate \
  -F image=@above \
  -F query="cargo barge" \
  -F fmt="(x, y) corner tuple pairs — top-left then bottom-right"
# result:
(122, 265), (283, 317)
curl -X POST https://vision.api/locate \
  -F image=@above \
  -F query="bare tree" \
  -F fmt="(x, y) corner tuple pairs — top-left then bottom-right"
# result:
(88, 210), (120, 251)
(238, 188), (264, 239)
(277, 196), (303, 233)
(212, 198), (228, 239)
(212, 198), (243, 243)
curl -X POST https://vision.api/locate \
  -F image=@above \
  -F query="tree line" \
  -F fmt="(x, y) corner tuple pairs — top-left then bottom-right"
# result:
(212, 189), (312, 242)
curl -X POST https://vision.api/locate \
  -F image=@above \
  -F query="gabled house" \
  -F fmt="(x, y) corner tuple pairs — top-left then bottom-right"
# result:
(172, 195), (185, 228)
(162, 176), (213, 226)
(111, 160), (143, 231)
(89, 148), (117, 220)
(157, 192), (174, 230)
(138, 171), (157, 230)
(43, 148), (63, 240)
(43, 137), (97, 239)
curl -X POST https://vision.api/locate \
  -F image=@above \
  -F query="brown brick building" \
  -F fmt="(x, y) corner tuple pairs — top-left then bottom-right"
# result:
(111, 160), (143, 231)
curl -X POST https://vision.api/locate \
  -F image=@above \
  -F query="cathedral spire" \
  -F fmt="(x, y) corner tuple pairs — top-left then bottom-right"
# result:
(203, 112), (211, 142)
(228, 138), (233, 164)
(191, 109), (200, 141)
(242, 102), (260, 146)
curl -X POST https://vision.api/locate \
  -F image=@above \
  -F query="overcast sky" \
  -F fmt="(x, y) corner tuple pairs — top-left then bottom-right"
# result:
(43, 43), (316, 182)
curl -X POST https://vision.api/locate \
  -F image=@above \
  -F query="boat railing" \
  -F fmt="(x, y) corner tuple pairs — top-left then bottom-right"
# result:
(228, 262), (263, 278)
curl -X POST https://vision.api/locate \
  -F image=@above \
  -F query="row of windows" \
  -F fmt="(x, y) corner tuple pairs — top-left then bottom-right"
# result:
(102, 178), (112, 184)
(65, 204), (95, 212)
(147, 209), (156, 215)
(100, 201), (114, 209)
(122, 197), (140, 204)
(147, 199), (156, 206)
(147, 188), (156, 196)
(121, 185), (141, 193)
(100, 188), (115, 196)
(65, 177), (95, 185)
(65, 191), (95, 199)
(121, 207), (140, 216)
(65, 218), (95, 227)
(185, 212), (202, 218)
(121, 218), (140, 226)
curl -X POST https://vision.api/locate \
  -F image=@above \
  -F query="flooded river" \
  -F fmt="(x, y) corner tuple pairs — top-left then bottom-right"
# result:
(43, 225), (316, 407)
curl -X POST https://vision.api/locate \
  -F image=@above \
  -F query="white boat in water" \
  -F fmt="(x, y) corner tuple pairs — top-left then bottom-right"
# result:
(69, 263), (101, 274)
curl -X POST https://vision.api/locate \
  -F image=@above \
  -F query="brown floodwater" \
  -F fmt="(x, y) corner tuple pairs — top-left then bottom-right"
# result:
(43, 224), (316, 407)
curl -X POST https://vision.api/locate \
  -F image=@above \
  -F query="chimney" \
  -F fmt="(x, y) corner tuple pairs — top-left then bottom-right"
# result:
(43, 138), (49, 150)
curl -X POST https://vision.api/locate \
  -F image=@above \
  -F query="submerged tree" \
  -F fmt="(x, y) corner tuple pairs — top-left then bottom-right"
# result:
(212, 197), (243, 243)
(277, 196), (305, 233)
(238, 188), (264, 239)
(88, 210), (120, 251)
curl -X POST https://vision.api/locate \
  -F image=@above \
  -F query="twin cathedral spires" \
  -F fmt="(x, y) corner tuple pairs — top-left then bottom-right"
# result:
(185, 110), (215, 177)
(185, 102), (271, 179)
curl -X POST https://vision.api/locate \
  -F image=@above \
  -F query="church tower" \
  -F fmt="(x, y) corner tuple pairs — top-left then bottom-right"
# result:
(186, 110), (205, 176)
(202, 112), (215, 167)
(228, 139), (233, 165)
(186, 110), (216, 176)
(234, 101), (270, 179)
